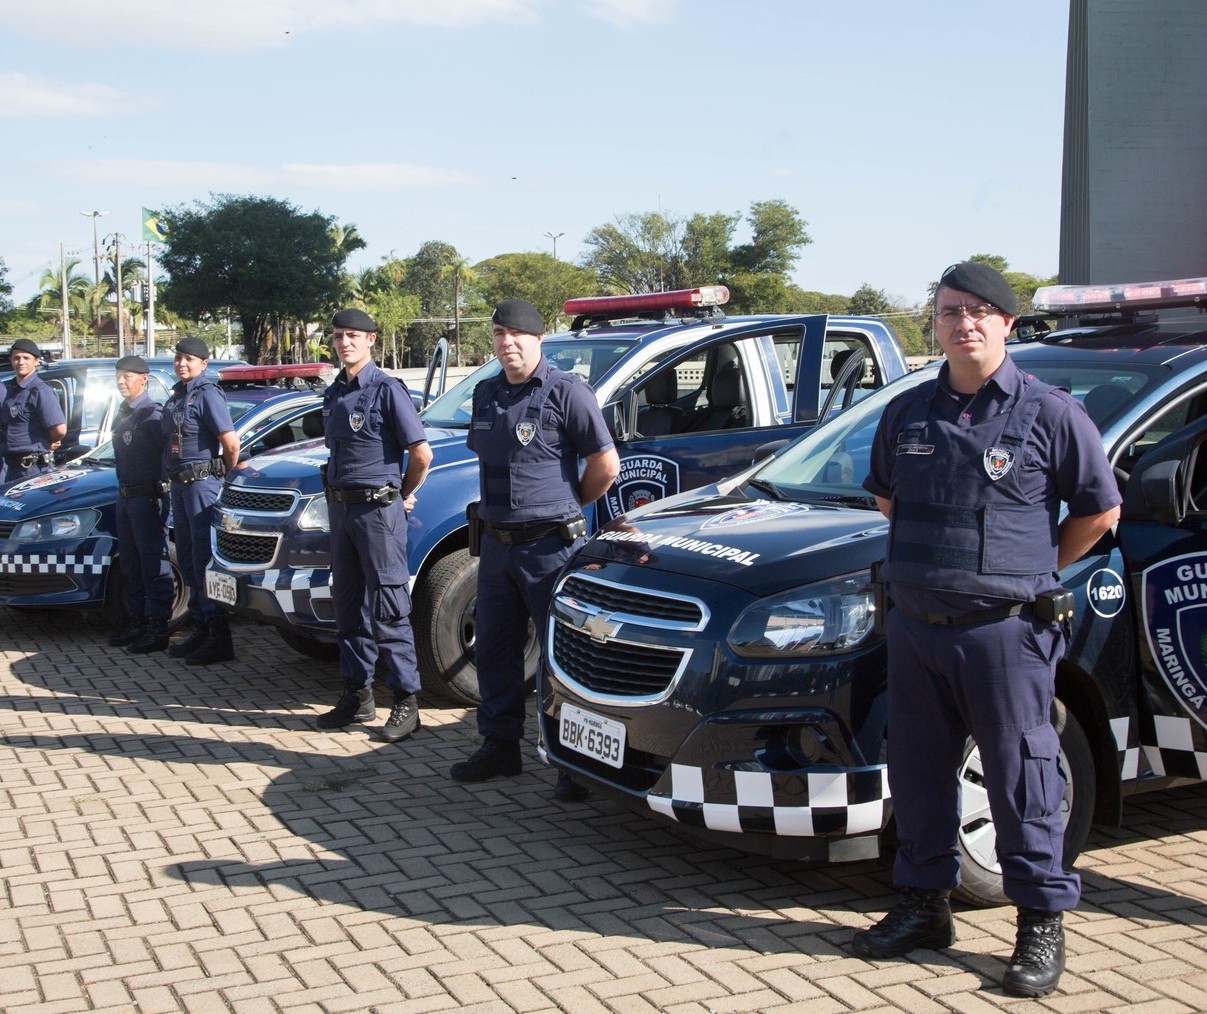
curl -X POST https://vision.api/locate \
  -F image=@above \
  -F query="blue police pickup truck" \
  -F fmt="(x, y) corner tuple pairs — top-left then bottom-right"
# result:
(539, 275), (1207, 906)
(205, 286), (908, 704)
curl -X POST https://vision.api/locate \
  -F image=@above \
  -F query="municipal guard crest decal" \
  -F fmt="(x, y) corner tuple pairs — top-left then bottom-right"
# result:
(515, 421), (536, 446)
(1141, 553), (1207, 728)
(349, 411), (365, 432)
(601, 454), (680, 523)
(983, 446), (1014, 480)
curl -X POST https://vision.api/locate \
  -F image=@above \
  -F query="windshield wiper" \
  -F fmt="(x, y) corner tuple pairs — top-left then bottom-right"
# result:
(803, 492), (879, 509)
(747, 477), (786, 501)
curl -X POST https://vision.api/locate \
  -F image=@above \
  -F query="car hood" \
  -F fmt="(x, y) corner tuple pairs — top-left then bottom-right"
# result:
(574, 488), (890, 598)
(0, 463), (119, 518)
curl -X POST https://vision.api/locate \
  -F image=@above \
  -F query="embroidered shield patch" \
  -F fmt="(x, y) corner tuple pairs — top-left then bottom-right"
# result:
(515, 421), (536, 445)
(349, 411), (365, 432)
(122, 431), (133, 445)
(983, 446), (1014, 480)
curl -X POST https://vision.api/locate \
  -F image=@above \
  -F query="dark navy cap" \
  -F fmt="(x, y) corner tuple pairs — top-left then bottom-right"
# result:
(332, 307), (378, 332)
(115, 355), (149, 374)
(938, 262), (1019, 316)
(491, 299), (544, 336)
(9, 338), (40, 358)
(175, 337), (210, 359)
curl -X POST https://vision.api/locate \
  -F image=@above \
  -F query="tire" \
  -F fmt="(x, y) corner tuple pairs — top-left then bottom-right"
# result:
(103, 545), (189, 631)
(954, 700), (1095, 907)
(277, 627), (340, 662)
(413, 547), (538, 707)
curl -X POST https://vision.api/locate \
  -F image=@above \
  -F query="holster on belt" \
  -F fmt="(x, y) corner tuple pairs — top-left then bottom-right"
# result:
(466, 501), (482, 558)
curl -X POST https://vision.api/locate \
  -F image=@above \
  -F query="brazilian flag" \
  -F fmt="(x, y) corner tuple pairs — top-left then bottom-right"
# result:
(142, 208), (169, 243)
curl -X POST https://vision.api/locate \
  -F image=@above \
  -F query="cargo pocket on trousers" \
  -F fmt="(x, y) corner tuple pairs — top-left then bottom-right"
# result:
(1020, 723), (1060, 822)
(374, 584), (412, 624)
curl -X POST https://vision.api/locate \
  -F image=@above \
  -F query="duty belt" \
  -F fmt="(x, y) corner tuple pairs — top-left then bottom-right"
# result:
(484, 520), (566, 546)
(329, 485), (399, 505)
(911, 602), (1031, 627)
(5, 452), (51, 469)
(170, 458), (225, 485)
(119, 480), (170, 498)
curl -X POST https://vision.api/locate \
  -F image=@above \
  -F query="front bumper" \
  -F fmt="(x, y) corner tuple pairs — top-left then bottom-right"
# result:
(205, 561), (334, 638)
(0, 534), (113, 608)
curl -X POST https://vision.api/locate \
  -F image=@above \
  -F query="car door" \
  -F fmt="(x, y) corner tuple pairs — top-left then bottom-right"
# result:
(597, 317), (827, 525)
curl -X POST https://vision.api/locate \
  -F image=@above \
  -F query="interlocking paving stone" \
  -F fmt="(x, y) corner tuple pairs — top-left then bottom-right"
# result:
(4, 610), (1207, 1012)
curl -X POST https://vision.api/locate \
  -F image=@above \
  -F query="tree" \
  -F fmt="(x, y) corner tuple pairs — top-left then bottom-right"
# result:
(440, 256), (476, 366)
(473, 252), (598, 334)
(848, 283), (897, 316)
(730, 199), (811, 275)
(158, 195), (347, 364)
(29, 259), (90, 337)
(0, 257), (12, 318)
(403, 241), (461, 367)
(582, 212), (686, 293)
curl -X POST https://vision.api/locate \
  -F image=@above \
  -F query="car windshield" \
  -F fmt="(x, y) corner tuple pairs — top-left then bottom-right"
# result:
(421, 338), (635, 427)
(749, 355), (1163, 508)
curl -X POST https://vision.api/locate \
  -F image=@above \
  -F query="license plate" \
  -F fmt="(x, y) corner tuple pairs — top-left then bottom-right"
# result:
(206, 569), (238, 606)
(559, 703), (625, 769)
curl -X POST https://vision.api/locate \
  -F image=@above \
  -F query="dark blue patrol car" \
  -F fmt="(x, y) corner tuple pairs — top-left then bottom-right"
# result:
(540, 275), (1207, 905)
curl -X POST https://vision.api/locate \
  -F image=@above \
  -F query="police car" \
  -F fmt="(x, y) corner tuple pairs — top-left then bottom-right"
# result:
(540, 275), (1207, 906)
(206, 287), (910, 700)
(0, 367), (324, 627)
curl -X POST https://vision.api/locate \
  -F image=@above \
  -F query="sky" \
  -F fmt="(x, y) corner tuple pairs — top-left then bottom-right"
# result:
(0, 0), (1072, 310)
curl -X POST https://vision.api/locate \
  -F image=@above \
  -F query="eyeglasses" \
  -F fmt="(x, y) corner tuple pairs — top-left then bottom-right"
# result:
(935, 303), (999, 325)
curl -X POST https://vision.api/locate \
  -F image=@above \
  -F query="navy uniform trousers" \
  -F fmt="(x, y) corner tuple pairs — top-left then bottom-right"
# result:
(476, 531), (575, 741)
(115, 493), (172, 619)
(887, 607), (1080, 911)
(171, 475), (222, 622)
(330, 496), (420, 693)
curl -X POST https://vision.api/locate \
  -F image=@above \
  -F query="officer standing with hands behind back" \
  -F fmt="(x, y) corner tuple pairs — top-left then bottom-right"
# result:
(162, 337), (240, 666)
(853, 262), (1121, 997)
(2, 338), (66, 483)
(316, 308), (432, 740)
(107, 355), (174, 654)
(450, 299), (619, 800)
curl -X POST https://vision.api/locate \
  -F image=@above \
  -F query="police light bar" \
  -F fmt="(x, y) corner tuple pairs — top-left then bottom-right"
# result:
(219, 363), (335, 383)
(1033, 275), (1207, 314)
(563, 286), (730, 317)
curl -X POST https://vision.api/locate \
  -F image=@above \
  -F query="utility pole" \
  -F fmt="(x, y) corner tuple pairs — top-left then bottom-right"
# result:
(79, 210), (108, 355)
(59, 243), (71, 358)
(145, 240), (157, 356)
(544, 230), (565, 259)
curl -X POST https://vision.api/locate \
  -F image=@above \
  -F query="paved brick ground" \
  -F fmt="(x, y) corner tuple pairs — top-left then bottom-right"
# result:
(3, 610), (1207, 1013)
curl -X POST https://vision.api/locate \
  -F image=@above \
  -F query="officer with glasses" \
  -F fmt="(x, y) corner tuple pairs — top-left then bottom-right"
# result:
(853, 262), (1121, 997)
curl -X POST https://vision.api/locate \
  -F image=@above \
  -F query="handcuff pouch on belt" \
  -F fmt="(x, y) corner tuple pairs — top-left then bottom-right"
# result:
(467, 501), (482, 557)
(119, 480), (170, 499)
(172, 457), (226, 485)
(329, 485), (398, 506)
(6, 452), (52, 470)
(1033, 588), (1075, 623)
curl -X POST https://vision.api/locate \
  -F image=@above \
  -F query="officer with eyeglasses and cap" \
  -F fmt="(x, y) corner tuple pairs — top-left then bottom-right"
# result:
(2, 338), (66, 483)
(852, 262), (1121, 997)
(449, 298), (619, 800)
(315, 307), (432, 741)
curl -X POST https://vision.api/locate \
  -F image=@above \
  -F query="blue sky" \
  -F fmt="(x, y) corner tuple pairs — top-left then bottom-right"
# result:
(0, 0), (1070, 309)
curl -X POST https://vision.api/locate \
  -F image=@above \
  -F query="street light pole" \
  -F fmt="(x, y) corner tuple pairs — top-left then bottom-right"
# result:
(543, 231), (565, 259)
(80, 210), (109, 354)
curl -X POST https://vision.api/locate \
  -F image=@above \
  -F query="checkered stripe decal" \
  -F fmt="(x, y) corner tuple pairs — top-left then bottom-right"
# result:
(0, 547), (111, 575)
(1140, 713), (1207, 780)
(256, 568), (331, 620)
(647, 763), (890, 838)
(1111, 716), (1141, 781)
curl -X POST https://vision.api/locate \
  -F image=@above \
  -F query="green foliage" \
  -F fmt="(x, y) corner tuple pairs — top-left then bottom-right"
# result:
(793, 290), (852, 314)
(2, 304), (56, 339)
(158, 195), (346, 364)
(730, 200), (811, 275)
(848, 283), (897, 316)
(0, 256), (12, 317)
(473, 252), (599, 333)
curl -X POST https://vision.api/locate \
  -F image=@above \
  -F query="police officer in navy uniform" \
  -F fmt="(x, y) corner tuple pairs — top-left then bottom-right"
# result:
(108, 355), (174, 653)
(450, 299), (619, 799)
(162, 336), (240, 666)
(853, 263), (1122, 997)
(2, 338), (66, 483)
(316, 308), (432, 739)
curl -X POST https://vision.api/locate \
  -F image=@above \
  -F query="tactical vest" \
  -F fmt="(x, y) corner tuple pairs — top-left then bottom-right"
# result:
(3, 377), (55, 453)
(883, 376), (1059, 601)
(472, 369), (583, 525)
(113, 395), (164, 485)
(323, 369), (402, 487)
(163, 378), (221, 463)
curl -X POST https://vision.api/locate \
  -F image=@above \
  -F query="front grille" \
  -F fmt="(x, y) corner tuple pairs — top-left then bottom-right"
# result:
(560, 574), (703, 625)
(215, 530), (278, 565)
(553, 624), (684, 697)
(0, 573), (75, 595)
(0, 521), (16, 539)
(219, 487), (297, 513)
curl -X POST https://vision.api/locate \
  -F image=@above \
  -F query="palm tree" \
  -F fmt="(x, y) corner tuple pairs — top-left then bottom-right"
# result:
(440, 256), (476, 367)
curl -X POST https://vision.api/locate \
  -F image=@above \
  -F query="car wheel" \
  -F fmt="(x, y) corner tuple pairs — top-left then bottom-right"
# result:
(954, 699), (1095, 907)
(413, 547), (538, 706)
(103, 546), (189, 631)
(277, 628), (339, 662)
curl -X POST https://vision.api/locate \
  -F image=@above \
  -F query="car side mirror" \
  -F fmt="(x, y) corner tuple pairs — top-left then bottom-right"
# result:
(753, 438), (790, 464)
(607, 391), (639, 443)
(1139, 459), (1186, 525)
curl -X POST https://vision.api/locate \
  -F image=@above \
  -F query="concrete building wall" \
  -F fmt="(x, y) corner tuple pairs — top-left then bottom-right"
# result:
(1060, 0), (1207, 284)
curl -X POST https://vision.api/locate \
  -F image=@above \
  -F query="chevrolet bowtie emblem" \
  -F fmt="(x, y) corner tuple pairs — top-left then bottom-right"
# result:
(581, 610), (620, 642)
(218, 511), (242, 532)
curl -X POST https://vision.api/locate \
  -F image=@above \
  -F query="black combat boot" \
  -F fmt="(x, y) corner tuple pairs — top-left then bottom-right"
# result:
(108, 618), (146, 647)
(168, 621), (208, 658)
(449, 735), (523, 782)
(128, 617), (170, 654)
(554, 770), (590, 802)
(1002, 909), (1064, 997)
(316, 682), (375, 729)
(185, 616), (235, 666)
(379, 691), (420, 742)
(851, 887), (956, 958)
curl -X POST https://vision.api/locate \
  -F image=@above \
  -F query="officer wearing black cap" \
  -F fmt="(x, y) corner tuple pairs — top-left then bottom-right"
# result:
(316, 307), (432, 739)
(162, 336), (240, 665)
(107, 355), (174, 653)
(449, 299), (619, 798)
(853, 262), (1121, 997)
(2, 338), (66, 483)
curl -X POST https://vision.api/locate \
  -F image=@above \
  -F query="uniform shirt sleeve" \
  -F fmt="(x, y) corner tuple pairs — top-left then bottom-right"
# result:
(557, 378), (614, 456)
(35, 382), (66, 430)
(863, 392), (913, 500)
(1046, 392), (1123, 517)
(386, 380), (427, 449)
(199, 384), (235, 437)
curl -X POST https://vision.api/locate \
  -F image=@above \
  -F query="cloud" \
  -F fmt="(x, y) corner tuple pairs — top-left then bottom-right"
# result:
(0, 0), (543, 53)
(0, 72), (141, 118)
(50, 158), (480, 192)
(580, 0), (678, 28)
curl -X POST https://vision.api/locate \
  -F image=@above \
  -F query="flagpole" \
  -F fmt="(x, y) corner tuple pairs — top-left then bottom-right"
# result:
(146, 239), (156, 356)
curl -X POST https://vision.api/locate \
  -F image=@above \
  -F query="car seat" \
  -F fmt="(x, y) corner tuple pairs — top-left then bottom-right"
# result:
(636, 369), (684, 437)
(1083, 383), (1132, 426)
(681, 365), (747, 432)
(302, 411), (325, 439)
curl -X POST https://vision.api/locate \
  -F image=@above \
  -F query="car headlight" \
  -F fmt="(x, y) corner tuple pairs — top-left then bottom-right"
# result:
(297, 494), (329, 532)
(11, 509), (101, 543)
(728, 571), (876, 657)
